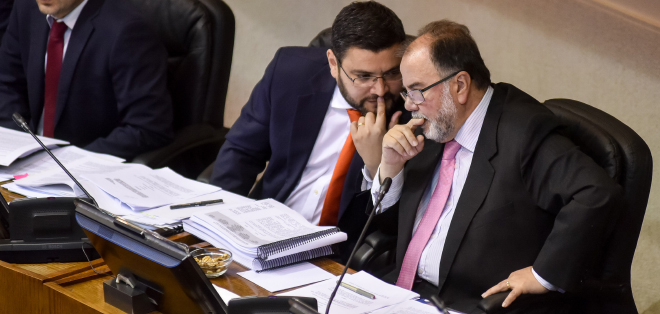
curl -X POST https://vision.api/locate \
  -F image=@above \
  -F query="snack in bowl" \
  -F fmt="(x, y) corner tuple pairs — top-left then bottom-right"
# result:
(191, 248), (233, 278)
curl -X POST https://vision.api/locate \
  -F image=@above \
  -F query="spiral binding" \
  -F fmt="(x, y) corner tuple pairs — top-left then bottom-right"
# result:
(255, 246), (335, 272)
(256, 227), (340, 259)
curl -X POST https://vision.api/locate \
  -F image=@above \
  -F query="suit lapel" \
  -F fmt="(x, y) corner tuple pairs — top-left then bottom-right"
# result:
(278, 66), (335, 200)
(54, 0), (102, 128)
(397, 140), (444, 264)
(435, 85), (505, 290)
(26, 9), (49, 131)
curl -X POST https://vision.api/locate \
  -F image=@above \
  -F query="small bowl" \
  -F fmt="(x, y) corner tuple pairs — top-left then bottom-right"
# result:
(190, 248), (233, 278)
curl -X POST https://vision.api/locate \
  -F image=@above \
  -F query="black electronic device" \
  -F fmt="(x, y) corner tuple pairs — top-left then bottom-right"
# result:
(75, 199), (227, 314)
(0, 113), (98, 263)
(325, 178), (392, 314)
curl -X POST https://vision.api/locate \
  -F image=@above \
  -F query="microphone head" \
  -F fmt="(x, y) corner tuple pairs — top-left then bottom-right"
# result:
(12, 113), (28, 129)
(379, 177), (392, 195)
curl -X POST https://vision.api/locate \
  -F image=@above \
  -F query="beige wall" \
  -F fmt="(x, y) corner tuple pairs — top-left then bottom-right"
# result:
(222, 0), (660, 312)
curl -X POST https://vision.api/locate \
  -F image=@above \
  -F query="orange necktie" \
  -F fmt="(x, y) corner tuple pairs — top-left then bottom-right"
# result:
(319, 109), (362, 226)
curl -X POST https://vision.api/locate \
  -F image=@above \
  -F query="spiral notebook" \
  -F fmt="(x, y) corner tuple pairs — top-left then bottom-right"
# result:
(182, 199), (347, 271)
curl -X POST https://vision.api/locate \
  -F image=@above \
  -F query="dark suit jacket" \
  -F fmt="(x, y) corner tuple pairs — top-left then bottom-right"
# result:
(381, 83), (622, 312)
(0, 0), (13, 45)
(0, 0), (172, 160)
(211, 47), (408, 258)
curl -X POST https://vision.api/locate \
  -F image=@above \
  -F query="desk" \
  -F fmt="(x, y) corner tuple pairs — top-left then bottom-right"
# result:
(0, 185), (353, 314)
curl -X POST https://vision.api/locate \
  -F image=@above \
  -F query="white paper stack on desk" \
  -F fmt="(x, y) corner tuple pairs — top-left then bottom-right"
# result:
(0, 126), (69, 166)
(183, 198), (347, 271)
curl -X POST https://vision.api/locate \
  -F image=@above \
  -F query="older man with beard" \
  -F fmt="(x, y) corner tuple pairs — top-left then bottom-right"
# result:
(370, 20), (621, 313)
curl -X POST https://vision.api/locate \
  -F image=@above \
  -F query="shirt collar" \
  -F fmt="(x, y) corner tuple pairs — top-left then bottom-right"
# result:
(329, 85), (355, 110)
(46, 0), (89, 30)
(454, 85), (494, 153)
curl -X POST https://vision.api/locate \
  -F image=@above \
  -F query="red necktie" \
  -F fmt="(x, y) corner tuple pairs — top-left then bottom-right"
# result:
(397, 140), (462, 290)
(43, 21), (68, 138)
(318, 109), (362, 226)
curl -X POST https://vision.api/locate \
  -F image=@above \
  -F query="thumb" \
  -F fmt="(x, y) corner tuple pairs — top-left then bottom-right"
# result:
(388, 111), (402, 129)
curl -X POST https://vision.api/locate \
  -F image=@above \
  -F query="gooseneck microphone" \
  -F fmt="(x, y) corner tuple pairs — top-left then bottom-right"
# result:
(431, 295), (451, 314)
(325, 177), (392, 314)
(12, 113), (98, 207)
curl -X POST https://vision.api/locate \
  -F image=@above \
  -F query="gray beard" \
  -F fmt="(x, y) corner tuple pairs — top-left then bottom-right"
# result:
(412, 83), (457, 143)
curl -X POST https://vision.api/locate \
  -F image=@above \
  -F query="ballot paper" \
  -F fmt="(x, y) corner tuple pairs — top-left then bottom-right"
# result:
(238, 262), (334, 292)
(0, 126), (68, 166)
(0, 146), (125, 180)
(279, 271), (419, 314)
(371, 299), (464, 314)
(122, 190), (254, 226)
(83, 167), (221, 210)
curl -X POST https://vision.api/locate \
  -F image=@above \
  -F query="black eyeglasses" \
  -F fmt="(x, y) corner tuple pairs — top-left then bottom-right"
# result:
(400, 70), (462, 105)
(338, 61), (403, 88)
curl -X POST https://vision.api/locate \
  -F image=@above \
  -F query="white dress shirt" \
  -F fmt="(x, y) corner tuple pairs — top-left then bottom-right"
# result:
(38, 0), (89, 135)
(371, 86), (560, 291)
(284, 85), (356, 225)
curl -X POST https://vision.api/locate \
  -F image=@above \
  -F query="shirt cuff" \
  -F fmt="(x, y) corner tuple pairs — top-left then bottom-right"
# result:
(532, 268), (564, 293)
(370, 166), (404, 213)
(361, 166), (373, 191)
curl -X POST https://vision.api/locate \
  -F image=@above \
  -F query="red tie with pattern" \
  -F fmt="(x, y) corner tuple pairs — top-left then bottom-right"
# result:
(396, 140), (462, 290)
(43, 21), (68, 138)
(318, 109), (362, 226)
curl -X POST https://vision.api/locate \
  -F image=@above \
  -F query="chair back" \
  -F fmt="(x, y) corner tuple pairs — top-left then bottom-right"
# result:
(543, 99), (653, 313)
(125, 0), (235, 130)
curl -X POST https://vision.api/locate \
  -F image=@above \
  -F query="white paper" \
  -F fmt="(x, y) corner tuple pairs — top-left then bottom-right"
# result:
(83, 167), (220, 210)
(373, 300), (464, 314)
(238, 262), (334, 292)
(0, 126), (69, 166)
(279, 271), (419, 314)
(122, 190), (254, 226)
(213, 285), (240, 304)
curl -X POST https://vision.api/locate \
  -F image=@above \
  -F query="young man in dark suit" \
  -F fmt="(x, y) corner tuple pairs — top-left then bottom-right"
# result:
(211, 2), (410, 261)
(0, 0), (172, 159)
(371, 20), (622, 313)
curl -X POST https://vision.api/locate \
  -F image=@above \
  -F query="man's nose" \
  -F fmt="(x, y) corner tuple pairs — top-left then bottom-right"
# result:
(370, 77), (388, 96)
(404, 97), (418, 111)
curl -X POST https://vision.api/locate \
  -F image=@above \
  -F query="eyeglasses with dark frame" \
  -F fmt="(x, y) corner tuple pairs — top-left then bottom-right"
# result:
(400, 70), (462, 105)
(337, 60), (403, 88)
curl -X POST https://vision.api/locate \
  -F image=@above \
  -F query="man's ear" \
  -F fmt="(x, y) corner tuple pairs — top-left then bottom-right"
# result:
(327, 49), (339, 80)
(454, 71), (471, 105)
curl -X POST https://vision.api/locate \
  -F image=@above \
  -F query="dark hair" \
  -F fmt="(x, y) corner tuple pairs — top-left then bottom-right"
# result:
(331, 1), (406, 62)
(418, 20), (491, 90)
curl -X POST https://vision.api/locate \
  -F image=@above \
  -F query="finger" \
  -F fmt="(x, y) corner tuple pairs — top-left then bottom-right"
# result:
(383, 134), (410, 157)
(481, 280), (508, 298)
(375, 97), (386, 126)
(364, 111), (376, 127)
(356, 116), (365, 128)
(502, 288), (522, 308)
(397, 125), (420, 147)
(414, 135), (425, 153)
(350, 121), (358, 137)
(391, 130), (417, 155)
(388, 111), (402, 129)
(406, 118), (425, 131)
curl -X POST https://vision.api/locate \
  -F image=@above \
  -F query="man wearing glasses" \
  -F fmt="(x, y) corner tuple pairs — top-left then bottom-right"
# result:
(210, 2), (409, 262)
(370, 20), (621, 312)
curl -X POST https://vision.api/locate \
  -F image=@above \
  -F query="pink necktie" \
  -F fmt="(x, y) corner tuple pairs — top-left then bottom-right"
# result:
(396, 140), (462, 290)
(43, 21), (68, 138)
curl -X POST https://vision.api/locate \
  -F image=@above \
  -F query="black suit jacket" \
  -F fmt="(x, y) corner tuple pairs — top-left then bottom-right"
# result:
(0, 0), (173, 159)
(382, 83), (621, 312)
(211, 47), (408, 258)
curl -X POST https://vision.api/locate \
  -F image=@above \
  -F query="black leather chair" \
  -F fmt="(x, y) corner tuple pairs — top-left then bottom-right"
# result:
(127, 0), (235, 179)
(353, 99), (653, 313)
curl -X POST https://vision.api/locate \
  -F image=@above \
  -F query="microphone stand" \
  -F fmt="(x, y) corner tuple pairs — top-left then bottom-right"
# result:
(431, 295), (450, 314)
(324, 177), (392, 314)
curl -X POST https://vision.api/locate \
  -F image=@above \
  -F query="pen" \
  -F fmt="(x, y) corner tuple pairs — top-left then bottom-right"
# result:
(170, 199), (224, 210)
(337, 281), (376, 299)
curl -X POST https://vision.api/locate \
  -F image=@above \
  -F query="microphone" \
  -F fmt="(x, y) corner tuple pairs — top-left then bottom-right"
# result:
(430, 295), (450, 314)
(12, 113), (98, 207)
(325, 177), (392, 314)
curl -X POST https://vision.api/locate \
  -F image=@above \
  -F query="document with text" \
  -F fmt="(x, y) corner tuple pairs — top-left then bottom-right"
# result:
(0, 126), (68, 166)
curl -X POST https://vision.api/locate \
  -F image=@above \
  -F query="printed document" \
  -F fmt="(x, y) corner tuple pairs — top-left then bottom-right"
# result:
(83, 167), (220, 210)
(0, 126), (68, 166)
(238, 262), (334, 292)
(279, 271), (419, 314)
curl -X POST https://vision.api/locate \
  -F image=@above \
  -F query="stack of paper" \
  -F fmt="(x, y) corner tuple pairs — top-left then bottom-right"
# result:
(0, 126), (69, 166)
(183, 199), (347, 271)
(279, 271), (419, 314)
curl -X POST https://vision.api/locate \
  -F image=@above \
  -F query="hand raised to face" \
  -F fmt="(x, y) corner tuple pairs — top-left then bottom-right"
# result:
(351, 97), (402, 179)
(377, 117), (426, 183)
